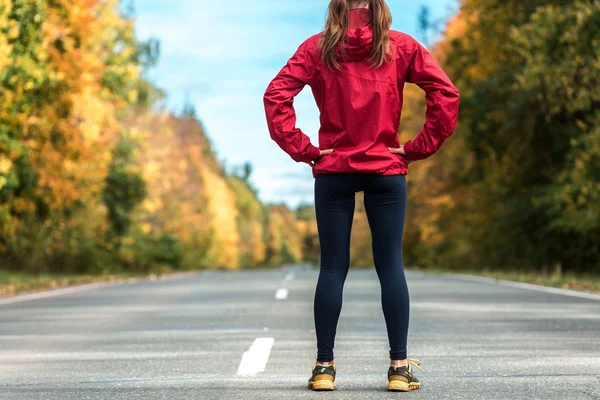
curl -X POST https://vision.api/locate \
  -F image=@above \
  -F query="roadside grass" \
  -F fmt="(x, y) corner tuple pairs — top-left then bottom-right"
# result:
(0, 270), (152, 297)
(2, 265), (599, 298)
(0, 264), (282, 298)
(410, 267), (600, 295)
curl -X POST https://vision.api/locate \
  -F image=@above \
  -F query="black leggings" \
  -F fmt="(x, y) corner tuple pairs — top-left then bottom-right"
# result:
(313, 173), (409, 362)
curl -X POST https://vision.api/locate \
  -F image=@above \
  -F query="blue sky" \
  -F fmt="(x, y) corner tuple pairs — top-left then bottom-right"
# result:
(134, 0), (458, 208)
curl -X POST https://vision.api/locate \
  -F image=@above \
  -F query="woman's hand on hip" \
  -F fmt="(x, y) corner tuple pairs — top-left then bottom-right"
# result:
(388, 145), (413, 165)
(305, 149), (334, 167)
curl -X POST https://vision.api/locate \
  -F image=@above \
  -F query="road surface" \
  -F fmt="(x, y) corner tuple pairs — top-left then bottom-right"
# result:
(1, 266), (599, 399)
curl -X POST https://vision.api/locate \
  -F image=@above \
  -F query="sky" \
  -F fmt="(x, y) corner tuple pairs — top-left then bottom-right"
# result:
(134, 0), (458, 208)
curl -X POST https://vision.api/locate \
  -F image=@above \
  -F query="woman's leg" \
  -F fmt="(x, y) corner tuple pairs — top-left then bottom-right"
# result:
(313, 174), (356, 363)
(363, 174), (409, 362)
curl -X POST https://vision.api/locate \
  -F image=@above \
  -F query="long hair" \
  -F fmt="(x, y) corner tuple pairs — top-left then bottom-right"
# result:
(318, 0), (392, 70)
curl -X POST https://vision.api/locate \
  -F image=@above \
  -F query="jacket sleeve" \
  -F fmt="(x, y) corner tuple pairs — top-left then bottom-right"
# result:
(401, 37), (460, 161)
(263, 40), (321, 163)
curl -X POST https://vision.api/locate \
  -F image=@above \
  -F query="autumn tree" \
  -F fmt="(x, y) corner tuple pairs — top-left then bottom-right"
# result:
(401, 0), (600, 273)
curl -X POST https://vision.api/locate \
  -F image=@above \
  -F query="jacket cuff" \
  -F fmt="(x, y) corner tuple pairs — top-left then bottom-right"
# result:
(306, 144), (321, 162)
(403, 140), (417, 160)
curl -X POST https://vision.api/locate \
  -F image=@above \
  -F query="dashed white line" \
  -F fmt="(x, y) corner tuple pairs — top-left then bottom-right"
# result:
(284, 272), (295, 281)
(236, 338), (275, 376)
(274, 288), (288, 300)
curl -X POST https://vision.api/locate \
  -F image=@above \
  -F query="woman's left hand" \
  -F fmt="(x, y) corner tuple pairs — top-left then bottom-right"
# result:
(388, 145), (413, 164)
(388, 145), (407, 155)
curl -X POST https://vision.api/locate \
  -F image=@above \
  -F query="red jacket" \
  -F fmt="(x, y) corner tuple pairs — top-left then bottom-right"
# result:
(263, 8), (460, 178)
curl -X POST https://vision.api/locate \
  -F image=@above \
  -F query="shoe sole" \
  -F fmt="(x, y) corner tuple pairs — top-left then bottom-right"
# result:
(387, 381), (421, 392)
(308, 380), (336, 391)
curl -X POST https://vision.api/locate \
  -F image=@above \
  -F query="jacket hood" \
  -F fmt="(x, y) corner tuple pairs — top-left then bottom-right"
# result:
(336, 8), (373, 62)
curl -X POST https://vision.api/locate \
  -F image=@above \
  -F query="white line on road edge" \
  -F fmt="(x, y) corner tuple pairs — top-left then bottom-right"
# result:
(0, 282), (118, 306)
(0, 272), (204, 307)
(274, 288), (288, 300)
(452, 274), (600, 301)
(285, 272), (294, 281)
(237, 338), (275, 376)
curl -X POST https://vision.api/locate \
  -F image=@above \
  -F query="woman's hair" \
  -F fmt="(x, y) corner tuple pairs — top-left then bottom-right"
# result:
(318, 0), (392, 70)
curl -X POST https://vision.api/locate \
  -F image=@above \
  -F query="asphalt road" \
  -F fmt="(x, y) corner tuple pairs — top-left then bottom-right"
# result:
(1, 265), (599, 400)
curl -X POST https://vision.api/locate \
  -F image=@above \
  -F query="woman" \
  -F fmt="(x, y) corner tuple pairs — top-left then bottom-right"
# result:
(263, 0), (459, 392)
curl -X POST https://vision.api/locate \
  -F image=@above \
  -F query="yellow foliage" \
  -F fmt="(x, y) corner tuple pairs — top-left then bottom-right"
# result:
(141, 223), (151, 234)
(129, 113), (245, 270)
(0, 154), (12, 174)
(248, 221), (267, 264)
(200, 168), (240, 269)
(11, 198), (35, 214)
(226, 175), (267, 267)
(0, 0), (140, 221)
(267, 205), (304, 263)
(0, 2), (11, 72)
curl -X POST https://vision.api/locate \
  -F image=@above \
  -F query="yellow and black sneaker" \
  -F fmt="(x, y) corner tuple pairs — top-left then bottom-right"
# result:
(307, 362), (336, 391)
(387, 358), (423, 392)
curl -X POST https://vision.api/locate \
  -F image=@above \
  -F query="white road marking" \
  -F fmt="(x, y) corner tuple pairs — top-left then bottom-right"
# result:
(284, 272), (294, 281)
(0, 282), (118, 306)
(274, 288), (288, 300)
(236, 338), (275, 376)
(452, 274), (600, 301)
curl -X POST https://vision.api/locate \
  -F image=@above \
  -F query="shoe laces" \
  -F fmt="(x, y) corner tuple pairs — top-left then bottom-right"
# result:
(407, 358), (424, 372)
(391, 358), (424, 372)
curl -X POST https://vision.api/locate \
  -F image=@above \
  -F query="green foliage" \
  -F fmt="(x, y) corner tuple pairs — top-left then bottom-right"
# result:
(136, 38), (161, 71)
(103, 138), (147, 238)
(279, 241), (296, 265)
(127, 232), (183, 273)
(135, 77), (165, 111)
(405, 0), (600, 273)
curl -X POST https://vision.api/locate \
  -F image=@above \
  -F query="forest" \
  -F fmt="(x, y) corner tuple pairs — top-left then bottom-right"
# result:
(1, 0), (598, 282)
(0, 0), (307, 276)
(400, 0), (600, 275)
